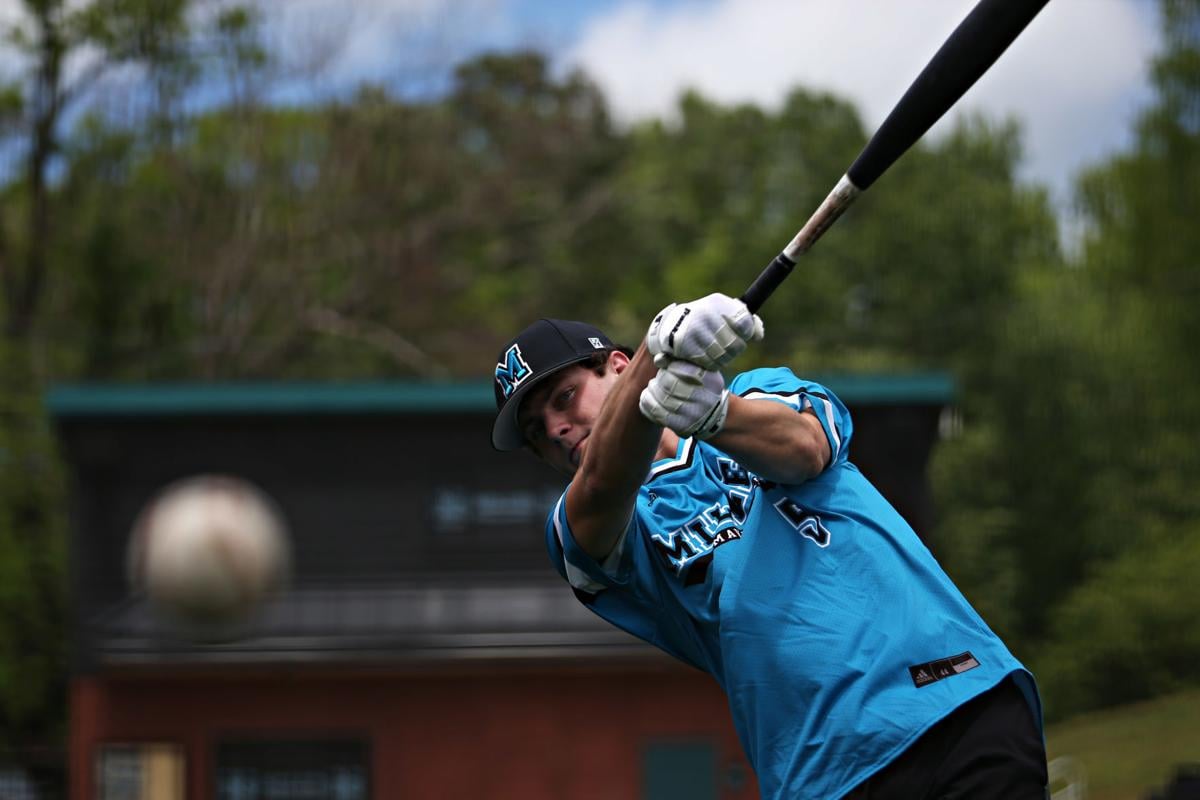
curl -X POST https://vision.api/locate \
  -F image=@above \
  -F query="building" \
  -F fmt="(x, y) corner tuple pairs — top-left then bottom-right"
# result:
(49, 374), (952, 800)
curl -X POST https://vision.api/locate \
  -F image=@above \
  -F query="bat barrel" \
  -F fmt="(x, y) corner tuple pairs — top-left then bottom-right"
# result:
(739, 0), (1050, 313)
(847, 0), (1050, 190)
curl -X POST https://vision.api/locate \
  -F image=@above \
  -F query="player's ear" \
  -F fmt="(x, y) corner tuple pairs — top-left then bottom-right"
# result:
(608, 349), (632, 374)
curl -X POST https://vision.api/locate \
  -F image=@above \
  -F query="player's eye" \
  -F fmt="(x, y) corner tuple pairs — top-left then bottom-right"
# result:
(555, 386), (575, 409)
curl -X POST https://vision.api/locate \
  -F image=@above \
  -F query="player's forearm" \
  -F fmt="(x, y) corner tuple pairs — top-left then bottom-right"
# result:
(708, 397), (828, 485)
(567, 344), (663, 560)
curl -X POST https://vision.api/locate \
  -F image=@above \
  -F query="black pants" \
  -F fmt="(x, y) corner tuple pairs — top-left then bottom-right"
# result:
(841, 677), (1049, 800)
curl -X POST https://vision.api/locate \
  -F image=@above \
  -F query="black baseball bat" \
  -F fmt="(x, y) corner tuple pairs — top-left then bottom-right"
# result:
(740, 0), (1051, 313)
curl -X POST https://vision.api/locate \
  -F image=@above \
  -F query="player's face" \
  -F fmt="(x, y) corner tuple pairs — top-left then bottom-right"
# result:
(518, 354), (624, 475)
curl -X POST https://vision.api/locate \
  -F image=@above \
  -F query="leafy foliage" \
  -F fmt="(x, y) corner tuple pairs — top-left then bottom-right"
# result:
(934, 0), (1200, 717)
(1036, 528), (1200, 718)
(0, 0), (257, 758)
(0, 352), (64, 752)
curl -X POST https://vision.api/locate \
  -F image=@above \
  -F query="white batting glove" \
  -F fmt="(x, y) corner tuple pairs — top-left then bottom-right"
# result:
(646, 293), (764, 370)
(639, 359), (730, 440)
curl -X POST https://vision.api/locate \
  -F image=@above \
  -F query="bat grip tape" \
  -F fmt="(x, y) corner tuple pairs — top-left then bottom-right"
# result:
(740, 253), (796, 314)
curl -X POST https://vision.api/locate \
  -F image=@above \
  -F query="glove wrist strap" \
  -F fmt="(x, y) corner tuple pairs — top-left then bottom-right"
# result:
(692, 390), (730, 440)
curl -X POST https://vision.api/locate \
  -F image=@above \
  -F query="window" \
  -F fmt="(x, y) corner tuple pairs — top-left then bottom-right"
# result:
(215, 739), (369, 800)
(0, 767), (41, 800)
(96, 744), (184, 800)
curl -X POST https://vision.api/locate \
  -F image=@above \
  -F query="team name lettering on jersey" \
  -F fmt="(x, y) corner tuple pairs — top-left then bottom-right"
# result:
(650, 512), (743, 575)
(651, 459), (754, 575)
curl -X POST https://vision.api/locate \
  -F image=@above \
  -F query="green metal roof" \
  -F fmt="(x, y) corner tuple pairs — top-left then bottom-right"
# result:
(45, 374), (954, 418)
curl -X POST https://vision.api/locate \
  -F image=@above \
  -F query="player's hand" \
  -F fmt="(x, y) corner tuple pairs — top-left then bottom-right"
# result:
(646, 293), (764, 370)
(639, 358), (729, 440)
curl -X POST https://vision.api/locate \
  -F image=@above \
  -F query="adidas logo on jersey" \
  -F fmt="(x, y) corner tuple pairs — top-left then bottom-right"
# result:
(909, 652), (980, 688)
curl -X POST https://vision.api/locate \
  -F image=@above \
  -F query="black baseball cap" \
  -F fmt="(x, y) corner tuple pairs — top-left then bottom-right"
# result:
(491, 319), (618, 451)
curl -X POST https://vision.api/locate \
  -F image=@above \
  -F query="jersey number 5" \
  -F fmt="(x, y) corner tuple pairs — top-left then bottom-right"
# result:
(773, 498), (832, 547)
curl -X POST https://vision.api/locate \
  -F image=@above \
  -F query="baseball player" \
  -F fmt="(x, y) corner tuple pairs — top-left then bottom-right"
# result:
(491, 294), (1048, 799)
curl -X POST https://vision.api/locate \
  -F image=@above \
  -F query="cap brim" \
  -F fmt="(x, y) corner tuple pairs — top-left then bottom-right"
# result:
(491, 356), (591, 451)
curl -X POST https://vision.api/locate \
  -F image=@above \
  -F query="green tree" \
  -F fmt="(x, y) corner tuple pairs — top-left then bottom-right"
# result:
(0, 0), (195, 345)
(448, 52), (631, 345)
(47, 51), (631, 380)
(0, 0), (259, 755)
(607, 89), (1059, 374)
(930, 0), (1199, 720)
(1036, 524), (1200, 718)
(1024, 0), (1200, 718)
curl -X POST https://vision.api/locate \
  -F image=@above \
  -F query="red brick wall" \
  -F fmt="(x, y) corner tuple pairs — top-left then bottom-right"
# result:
(71, 662), (758, 800)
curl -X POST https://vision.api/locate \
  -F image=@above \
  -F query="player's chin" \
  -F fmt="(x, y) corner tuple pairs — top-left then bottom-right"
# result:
(567, 436), (588, 471)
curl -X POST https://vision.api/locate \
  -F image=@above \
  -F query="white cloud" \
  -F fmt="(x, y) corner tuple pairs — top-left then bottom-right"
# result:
(566, 0), (1159, 203)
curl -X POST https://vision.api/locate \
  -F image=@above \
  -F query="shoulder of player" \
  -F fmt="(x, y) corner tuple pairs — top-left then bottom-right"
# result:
(644, 436), (699, 483)
(728, 365), (806, 394)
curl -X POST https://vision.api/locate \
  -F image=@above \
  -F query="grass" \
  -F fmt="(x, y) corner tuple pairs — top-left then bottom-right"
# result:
(1045, 687), (1200, 800)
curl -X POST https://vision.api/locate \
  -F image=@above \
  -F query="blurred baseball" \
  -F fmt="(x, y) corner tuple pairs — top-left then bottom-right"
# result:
(128, 475), (291, 632)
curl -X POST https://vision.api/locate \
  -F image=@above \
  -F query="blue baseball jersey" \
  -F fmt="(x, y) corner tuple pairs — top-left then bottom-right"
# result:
(545, 367), (1040, 800)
